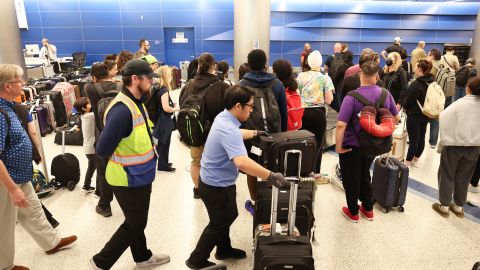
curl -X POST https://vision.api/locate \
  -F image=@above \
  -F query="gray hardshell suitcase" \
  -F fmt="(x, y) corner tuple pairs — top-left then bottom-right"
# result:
(372, 156), (409, 213)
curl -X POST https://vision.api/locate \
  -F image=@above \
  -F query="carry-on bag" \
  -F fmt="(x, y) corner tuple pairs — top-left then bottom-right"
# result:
(51, 129), (81, 191)
(254, 150), (315, 270)
(31, 105), (50, 136)
(259, 130), (317, 177)
(54, 126), (83, 146)
(52, 82), (76, 114)
(38, 90), (67, 127)
(372, 155), (409, 213)
(390, 113), (407, 161)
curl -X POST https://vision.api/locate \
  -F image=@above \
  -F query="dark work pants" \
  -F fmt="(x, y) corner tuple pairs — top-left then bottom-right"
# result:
(93, 184), (153, 270)
(84, 154), (97, 187)
(471, 156), (480, 187)
(339, 146), (375, 216)
(438, 146), (480, 207)
(188, 180), (238, 264)
(96, 156), (113, 208)
(156, 135), (171, 171)
(406, 114), (428, 161)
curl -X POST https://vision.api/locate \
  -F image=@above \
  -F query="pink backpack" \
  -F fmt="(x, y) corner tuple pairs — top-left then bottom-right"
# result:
(285, 88), (304, 130)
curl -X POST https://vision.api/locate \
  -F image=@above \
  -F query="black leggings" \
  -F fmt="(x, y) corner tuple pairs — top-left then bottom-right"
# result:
(406, 114), (428, 161)
(84, 154), (97, 187)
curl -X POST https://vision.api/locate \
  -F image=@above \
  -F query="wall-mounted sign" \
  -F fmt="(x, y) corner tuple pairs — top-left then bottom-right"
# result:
(15, 0), (28, 29)
(173, 32), (188, 43)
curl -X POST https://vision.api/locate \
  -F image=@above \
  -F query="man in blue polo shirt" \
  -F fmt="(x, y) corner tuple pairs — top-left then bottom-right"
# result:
(0, 64), (77, 270)
(185, 85), (288, 269)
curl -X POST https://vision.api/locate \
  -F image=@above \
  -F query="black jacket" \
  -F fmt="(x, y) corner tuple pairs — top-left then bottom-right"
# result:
(382, 67), (408, 104)
(403, 75), (435, 116)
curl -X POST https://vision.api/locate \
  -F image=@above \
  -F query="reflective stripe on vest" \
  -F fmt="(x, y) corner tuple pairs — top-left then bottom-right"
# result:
(110, 148), (155, 166)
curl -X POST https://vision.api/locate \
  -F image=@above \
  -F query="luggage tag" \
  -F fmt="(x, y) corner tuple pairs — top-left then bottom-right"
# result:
(250, 146), (262, 156)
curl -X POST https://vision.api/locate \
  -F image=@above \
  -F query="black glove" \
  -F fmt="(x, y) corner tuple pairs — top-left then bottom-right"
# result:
(256, 130), (270, 138)
(267, 172), (289, 188)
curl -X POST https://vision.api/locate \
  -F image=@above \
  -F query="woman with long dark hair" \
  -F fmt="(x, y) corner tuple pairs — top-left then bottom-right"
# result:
(402, 59), (434, 167)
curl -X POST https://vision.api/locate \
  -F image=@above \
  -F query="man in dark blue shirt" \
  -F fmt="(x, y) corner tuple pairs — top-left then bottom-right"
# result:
(0, 64), (76, 270)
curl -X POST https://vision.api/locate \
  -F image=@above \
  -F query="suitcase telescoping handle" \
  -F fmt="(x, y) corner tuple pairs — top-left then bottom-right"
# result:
(270, 149), (302, 236)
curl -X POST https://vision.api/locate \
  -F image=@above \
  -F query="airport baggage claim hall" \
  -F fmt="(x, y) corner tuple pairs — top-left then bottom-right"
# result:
(1, 0), (480, 269)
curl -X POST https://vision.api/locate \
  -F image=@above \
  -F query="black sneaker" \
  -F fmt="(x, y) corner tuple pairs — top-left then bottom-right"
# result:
(215, 248), (247, 260)
(95, 205), (112, 217)
(157, 167), (176, 174)
(193, 187), (200, 199)
(82, 186), (95, 193)
(185, 259), (215, 269)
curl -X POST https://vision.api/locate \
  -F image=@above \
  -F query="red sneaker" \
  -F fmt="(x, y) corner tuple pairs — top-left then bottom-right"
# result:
(359, 205), (374, 221)
(341, 207), (359, 223)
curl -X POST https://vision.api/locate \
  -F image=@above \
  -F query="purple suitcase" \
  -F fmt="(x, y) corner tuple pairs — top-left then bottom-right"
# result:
(372, 156), (409, 213)
(34, 106), (49, 136)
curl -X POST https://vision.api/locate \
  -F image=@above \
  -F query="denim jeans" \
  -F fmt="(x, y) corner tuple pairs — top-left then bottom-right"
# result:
(454, 86), (466, 102)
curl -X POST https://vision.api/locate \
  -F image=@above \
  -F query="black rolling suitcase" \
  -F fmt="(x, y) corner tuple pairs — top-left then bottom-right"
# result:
(372, 156), (409, 213)
(39, 91), (67, 127)
(259, 130), (317, 177)
(254, 152), (314, 270)
(51, 130), (81, 191)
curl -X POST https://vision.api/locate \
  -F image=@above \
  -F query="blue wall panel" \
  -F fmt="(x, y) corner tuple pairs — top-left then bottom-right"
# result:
(271, 0), (480, 67)
(21, 0), (234, 65)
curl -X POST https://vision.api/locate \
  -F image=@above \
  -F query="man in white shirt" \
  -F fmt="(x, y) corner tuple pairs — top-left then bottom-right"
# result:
(39, 38), (57, 61)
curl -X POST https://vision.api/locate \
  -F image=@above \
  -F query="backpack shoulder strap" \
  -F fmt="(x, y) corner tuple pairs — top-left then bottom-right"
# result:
(377, 88), (389, 108)
(347, 91), (372, 106)
(442, 56), (454, 70)
(0, 108), (11, 146)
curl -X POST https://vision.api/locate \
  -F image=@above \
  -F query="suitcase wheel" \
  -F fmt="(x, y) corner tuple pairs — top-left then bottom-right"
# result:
(398, 206), (405, 212)
(67, 181), (76, 191)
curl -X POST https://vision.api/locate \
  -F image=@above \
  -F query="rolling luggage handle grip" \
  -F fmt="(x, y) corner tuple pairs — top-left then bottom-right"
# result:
(270, 149), (302, 237)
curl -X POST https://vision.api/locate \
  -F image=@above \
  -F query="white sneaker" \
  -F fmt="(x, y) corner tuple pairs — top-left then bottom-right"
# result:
(136, 254), (170, 268)
(468, 184), (480, 194)
(90, 258), (103, 270)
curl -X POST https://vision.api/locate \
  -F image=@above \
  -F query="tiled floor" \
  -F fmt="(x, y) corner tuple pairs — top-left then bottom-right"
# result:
(12, 89), (480, 269)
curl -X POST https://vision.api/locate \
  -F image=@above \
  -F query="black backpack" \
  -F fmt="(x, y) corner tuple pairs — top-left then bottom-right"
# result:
(144, 85), (163, 123)
(242, 80), (281, 137)
(95, 82), (122, 130)
(347, 89), (393, 157)
(177, 81), (220, 147)
(329, 53), (345, 80)
(455, 65), (471, 87)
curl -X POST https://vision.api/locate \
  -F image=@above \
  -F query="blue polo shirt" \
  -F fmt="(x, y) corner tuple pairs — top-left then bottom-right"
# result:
(0, 99), (33, 184)
(200, 109), (248, 187)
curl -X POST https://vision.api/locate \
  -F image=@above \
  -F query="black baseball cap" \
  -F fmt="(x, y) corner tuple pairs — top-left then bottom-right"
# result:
(121, 59), (159, 78)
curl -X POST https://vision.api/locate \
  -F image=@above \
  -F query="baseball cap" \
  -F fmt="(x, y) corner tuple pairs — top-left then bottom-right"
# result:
(121, 59), (159, 78)
(141, 55), (158, 65)
(394, 37), (402, 43)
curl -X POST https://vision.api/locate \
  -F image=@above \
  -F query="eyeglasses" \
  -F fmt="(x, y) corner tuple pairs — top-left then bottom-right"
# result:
(4, 80), (25, 85)
(243, 103), (255, 109)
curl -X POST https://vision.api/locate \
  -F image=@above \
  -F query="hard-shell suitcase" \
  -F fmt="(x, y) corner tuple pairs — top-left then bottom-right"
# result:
(372, 156), (409, 213)
(52, 82), (76, 114)
(259, 130), (317, 177)
(254, 150), (315, 270)
(33, 105), (49, 136)
(254, 180), (315, 237)
(39, 91), (67, 127)
(51, 130), (80, 191)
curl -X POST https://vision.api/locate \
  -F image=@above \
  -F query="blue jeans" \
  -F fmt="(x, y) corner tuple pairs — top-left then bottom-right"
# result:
(454, 86), (466, 102)
(429, 119), (439, 146)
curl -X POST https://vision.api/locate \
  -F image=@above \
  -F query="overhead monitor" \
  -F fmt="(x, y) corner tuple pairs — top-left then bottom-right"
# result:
(25, 44), (40, 56)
